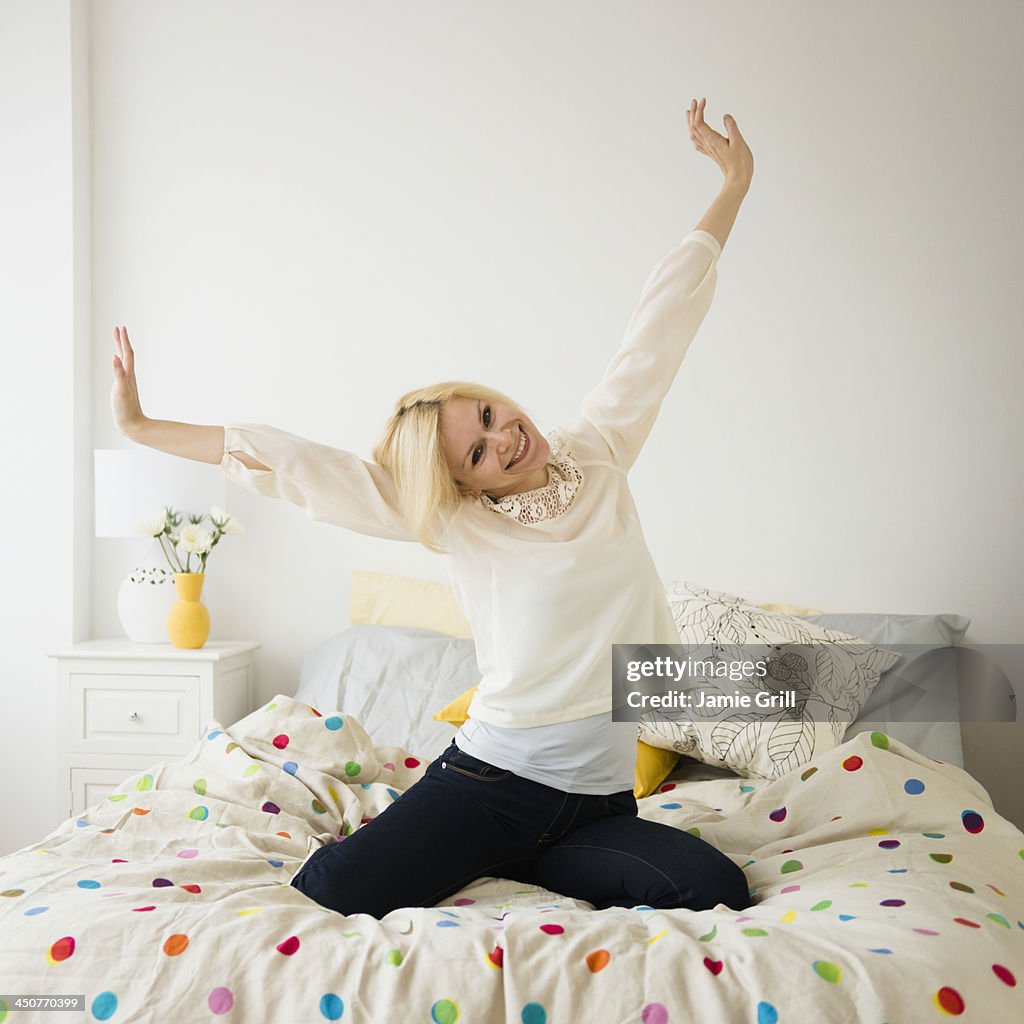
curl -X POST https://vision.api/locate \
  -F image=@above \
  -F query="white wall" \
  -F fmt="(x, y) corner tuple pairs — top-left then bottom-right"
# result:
(0, 0), (91, 854)
(2, 0), (1022, 854)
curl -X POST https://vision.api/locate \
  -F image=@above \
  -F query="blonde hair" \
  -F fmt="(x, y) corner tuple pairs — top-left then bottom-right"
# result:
(372, 380), (526, 554)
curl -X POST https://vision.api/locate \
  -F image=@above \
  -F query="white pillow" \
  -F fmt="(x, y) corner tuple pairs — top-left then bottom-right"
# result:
(637, 582), (902, 779)
(295, 625), (481, 761)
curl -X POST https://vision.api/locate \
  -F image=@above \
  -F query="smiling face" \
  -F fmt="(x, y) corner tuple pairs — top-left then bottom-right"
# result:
(440, 396), (551, 499)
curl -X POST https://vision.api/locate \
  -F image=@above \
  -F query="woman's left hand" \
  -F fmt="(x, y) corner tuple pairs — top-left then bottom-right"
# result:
(687, 97), (754, 189)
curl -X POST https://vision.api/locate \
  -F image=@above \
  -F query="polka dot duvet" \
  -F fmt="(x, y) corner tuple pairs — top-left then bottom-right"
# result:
(1, 696), (1021, 1022)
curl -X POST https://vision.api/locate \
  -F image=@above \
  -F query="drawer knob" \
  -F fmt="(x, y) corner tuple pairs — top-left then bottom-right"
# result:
(128, 711), (140, 721)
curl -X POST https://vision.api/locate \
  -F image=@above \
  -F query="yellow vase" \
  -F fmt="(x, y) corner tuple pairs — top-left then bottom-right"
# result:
(167, 573), (211, 649)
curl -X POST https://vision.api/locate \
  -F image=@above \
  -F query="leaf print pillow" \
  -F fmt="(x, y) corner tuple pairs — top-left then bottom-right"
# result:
(637, 582), (901, 779)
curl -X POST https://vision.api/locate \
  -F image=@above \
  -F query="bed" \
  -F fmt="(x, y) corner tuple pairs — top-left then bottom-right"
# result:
(2, 578), (1021, 1022)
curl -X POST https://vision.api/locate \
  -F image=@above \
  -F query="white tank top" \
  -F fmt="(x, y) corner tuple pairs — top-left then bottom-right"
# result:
(454, 713), (637, 795)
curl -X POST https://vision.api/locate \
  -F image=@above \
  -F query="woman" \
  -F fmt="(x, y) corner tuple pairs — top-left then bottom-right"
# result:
(111, 97), (755, 919)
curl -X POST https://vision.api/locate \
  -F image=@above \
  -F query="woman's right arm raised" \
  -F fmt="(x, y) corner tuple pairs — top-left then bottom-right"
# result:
(111, 325), (269, 471)
(110, 326), (419, 543)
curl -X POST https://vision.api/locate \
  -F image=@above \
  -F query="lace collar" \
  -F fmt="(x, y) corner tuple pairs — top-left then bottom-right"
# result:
(477, 429), (584, 525)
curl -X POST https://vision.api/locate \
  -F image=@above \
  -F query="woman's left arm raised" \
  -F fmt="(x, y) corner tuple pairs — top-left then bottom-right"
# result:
(569, 99), (753, 471)
(688, 97), (754, 249)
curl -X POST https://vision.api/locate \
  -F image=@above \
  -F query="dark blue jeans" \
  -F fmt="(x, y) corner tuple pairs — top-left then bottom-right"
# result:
(291, 740), (750, 919)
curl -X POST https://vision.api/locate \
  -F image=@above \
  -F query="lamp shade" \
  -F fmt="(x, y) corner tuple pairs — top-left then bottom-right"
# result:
(94, 448), (227, 538)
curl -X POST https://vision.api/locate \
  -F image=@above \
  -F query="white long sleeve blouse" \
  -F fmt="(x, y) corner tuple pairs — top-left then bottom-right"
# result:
(220, 228), (722, 788)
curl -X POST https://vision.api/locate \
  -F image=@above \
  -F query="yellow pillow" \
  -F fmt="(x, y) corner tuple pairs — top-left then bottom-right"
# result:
(433, 687), (679, 799)
(350, 569), (473, 639)
(757, 601), (823, 617)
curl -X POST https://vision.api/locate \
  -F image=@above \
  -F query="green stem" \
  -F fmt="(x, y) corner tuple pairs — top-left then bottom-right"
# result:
(158, 533), (183, 573)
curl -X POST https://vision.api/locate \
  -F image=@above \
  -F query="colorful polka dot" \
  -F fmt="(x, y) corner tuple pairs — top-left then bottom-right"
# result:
(660, 802), (682, 810)
(47, 936), (75, 963)
(311, 799), (327, 815)
(987, 913), (1010, 928)
(842, 756), (863, 771)
(880, 899), (905, 907)
(742, 928), (768, 937)
(923, 832), (945, 839)
(283, 761), (298, 775)
(24, 906), (48, 916)
(812, 960), (842, 983)
(949, 881), (974, 893)
(163, 934), (189, 956)
(903, 778), (925, 794)
(91, 992), (118, 1021)
(992, 964), (1016, 986)
(276, 935), (300, 955)
(521, 1005), (547, 1024)
(756, 1003), (778, 1024)
(878, 840), (901, 850)
(780, 859), (803, 874)
(586, 949), (611, 972)
(539, 923), (564, 935)
(641, 1004), (668, 1024)
(135, 774), (153, 791)
(933, 986), (964, 1015)
(262, 801), (281, 815)
(344, 761), (361, 777)
(431, 998), (460, 1024)
(76, 879), (100, 889)
(273, 734), (290, 749)
(193, 779), (207, 795)
(319, 993), (344, 1020)
(961, 810), (984, 834)
(243, 764), (260, 777)
(188, 806), (209, 821)
(387, 949), (404, 966)
(870, 731), (889, 748)
(325, 716), (343, 731)
(929, 853), (953, 863)
(799, 767), (817, 781)
(209, 987), (234, 1015)
(2, 889), (25, 898)
(769, 807), (787, 822)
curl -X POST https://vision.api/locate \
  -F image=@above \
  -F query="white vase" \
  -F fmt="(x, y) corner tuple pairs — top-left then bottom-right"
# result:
(117, 564), (178, 643)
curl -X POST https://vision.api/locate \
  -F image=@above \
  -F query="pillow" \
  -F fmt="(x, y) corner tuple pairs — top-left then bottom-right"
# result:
(433, 687), (681, 799)
(350, 569), (472, 639)
(757, 601), (824, 616)
(637, 582), (902, 779)
(296, 625), (482, 761)
(803, 612), (970, 766)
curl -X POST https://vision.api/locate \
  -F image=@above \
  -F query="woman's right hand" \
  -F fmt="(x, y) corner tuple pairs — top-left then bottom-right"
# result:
(111, 325), (146, 438)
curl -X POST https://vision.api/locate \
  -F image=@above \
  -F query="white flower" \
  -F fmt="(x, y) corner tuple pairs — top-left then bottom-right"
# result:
(210, 505), (245, 535)
(136, 511), (167, 537)
(220, 517), (245, 536)
(177, 524), (213, 554)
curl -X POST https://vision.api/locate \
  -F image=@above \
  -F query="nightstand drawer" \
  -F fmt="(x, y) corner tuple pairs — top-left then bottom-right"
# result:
(71, 767), (135, 815)
(69, 673), (201, 756)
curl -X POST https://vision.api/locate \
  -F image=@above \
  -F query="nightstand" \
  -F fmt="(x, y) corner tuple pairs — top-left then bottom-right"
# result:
(48, 639), (260, 819)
